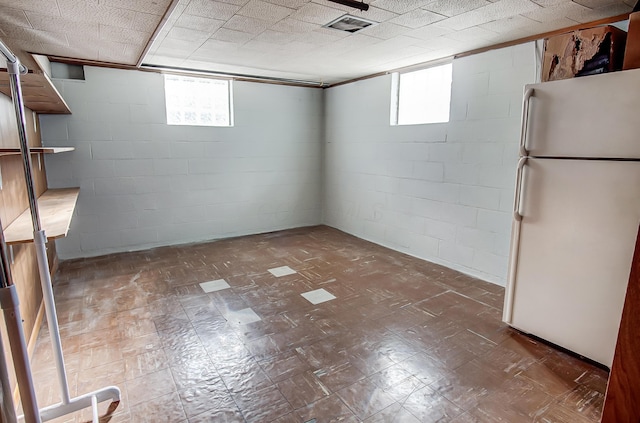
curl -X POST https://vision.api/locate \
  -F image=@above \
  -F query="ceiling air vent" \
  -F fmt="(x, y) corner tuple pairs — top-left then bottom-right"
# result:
(324, 15), (377, 33)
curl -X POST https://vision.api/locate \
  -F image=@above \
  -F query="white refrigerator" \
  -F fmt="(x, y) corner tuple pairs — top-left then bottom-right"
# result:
(503, 68), (640, 368)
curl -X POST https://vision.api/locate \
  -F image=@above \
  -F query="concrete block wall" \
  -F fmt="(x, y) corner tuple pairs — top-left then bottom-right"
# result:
(41, 66), (323, 258)
(323, 43), (536, 285)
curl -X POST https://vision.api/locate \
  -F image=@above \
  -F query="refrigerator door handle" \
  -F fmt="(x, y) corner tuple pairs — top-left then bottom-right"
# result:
(513, 157), (528, 222)
(519, 88), (534, 157)
(504, 156), (528, 323)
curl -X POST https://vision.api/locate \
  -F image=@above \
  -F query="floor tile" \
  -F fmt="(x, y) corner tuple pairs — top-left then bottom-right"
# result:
(295, 394), (359, 423)
(363, 402), (421, 423)
(199, 279), (230, 293)
(231, 384), (293, 423)
(268, 266), (297, 277)
(301, 288), (336, 305)
(29, 226), (607, 423)
(403, 385), (465, 422)
(336, 378), (396, 420)
(277, 370), (331, 409)
(225, 307), (262, 325)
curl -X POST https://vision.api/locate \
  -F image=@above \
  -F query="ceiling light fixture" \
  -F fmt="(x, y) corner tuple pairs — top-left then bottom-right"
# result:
(327, 0), (369, 11)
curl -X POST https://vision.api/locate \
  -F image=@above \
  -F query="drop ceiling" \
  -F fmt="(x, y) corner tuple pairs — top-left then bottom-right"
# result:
(0, 0), (633, 85)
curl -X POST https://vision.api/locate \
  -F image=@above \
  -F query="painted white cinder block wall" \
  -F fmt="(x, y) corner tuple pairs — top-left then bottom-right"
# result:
(323, 43), (536, 285)
(40, 66), (323, 259)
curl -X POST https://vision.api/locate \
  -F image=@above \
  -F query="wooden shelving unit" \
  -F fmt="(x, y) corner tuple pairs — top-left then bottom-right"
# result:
(3, 187), (80, 245)
(0, 147), (74, 156)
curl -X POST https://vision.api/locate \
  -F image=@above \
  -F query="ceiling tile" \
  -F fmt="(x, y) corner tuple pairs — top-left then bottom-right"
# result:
(154, 36), (202, 54)
(132, 12), (164, 32)
(196, 38), (243, 53)
(531, 0), (574, 6)
(211, 27), (256, 42)
(477, 14), (537, 33)
(46, 44), (97, 60)
(314, 26), (352, 38)
(147, 54), (185, 66)
(99, 0), (169, 15)
(2, 26), (69, 45)
(237, 0), (294, 22)
(0, 6), (31, 28)
(315, 32), (380, 55)
(174, 13), (226, 32)
(525, 16), (582, 32)
(358, 21), (408, 39)
(25, 12), (100, 36)
(223, 14), (272, 33)
(270, 17), (322, 32)
(348, 6), (399, 22)
(573, 0), (620, 7)
(57, 1), (141, 29)
(390, 9), (446, 28)
(406, 24), (452, 40)
(3, 38), (45, 54)
(564, 1), (631, 21)
(371, 0), (432, 14)
(216, 0), (252, 6)
(294, 29), (343, 44)
(166, 26), (211, 43)
(263, 0), (309, 7)
(0, 0), (630, 86)
(437, 0), (541, 30)
(154, 38), (199, 59)
(253, 29), (295, 43)
(99, 25), (150, 44)
(183, 0), (243, 20)
(444, 25), (500, 42)
(0, 0), (60, 16)
(423, 0), (491, 17)
(124, 43), (144, 60)
(289, 3), (345, 24)
(522, 1), (591, 22)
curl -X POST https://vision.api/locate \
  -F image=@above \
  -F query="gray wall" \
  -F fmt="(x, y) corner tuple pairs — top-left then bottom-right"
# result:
(41, 44), (536, 285)
(41, 66), (324, 258)
(323, 43), (536, 285)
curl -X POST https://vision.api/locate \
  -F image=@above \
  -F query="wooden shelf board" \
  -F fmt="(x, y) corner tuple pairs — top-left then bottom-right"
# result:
(0, 71), (71, 114)
(3, 188), (80, 245)
(0, 147), (74, 156)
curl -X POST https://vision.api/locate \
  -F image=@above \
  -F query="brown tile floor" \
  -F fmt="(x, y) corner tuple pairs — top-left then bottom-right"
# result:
(28, 226), (609, 422)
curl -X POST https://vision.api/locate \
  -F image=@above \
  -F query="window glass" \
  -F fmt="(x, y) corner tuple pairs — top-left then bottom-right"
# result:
(164, 75), (232, 126)
(392, 63), (452, 125)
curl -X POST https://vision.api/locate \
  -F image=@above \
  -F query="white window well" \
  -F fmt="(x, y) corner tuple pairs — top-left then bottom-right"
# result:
(164, 74), (232, 126)
(391, 62), (452, 126)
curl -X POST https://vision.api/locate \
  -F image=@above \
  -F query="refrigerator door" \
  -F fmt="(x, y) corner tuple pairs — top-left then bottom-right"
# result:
(525, 68), (640, 159)
(506, 158), (640, 367)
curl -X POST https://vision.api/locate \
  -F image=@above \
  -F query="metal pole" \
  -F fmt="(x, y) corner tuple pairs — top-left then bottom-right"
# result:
(0, 332), (18, 423)
(0, 42), (42, 423)
(5, 55), (72, 405)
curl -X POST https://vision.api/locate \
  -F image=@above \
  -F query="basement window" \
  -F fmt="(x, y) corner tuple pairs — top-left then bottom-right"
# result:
(164, 74), (232, 126)
(391, 63), (452, 126)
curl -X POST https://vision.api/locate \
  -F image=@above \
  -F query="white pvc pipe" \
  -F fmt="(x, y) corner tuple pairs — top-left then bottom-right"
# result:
(0, 331), (17, 423)
(91, 395), (98, 423)
(34, 231), (71, 403)
(38, 387), (120, 422)
(0, 286), (40, 422)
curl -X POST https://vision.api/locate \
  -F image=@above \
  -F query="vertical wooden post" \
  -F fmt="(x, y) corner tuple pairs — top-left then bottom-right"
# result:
(601, 225), (640, 422)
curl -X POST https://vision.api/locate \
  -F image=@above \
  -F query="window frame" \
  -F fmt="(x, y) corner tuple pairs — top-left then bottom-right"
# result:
(390, 61), (453, 126)
(164, 73), (234, 127)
